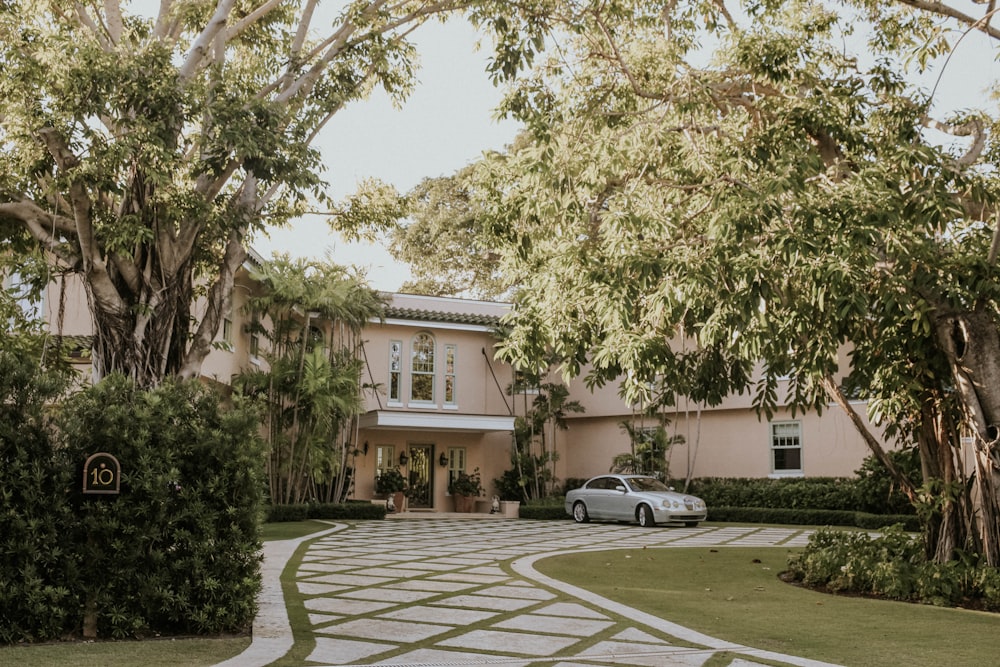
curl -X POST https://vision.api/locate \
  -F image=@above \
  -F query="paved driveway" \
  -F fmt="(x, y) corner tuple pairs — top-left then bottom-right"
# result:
(220, 519), (842, 667)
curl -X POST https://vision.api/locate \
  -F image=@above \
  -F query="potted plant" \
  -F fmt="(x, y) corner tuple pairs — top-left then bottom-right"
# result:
(448, 468), (484, 513)
(375, 466), (407, 512)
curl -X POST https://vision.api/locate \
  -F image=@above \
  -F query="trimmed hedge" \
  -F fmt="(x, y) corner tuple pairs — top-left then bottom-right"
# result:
(1, 368), (264, 644)
(686, 476), (916, 515)
(266, 502), (387, 522)
(519, 504), (569, 520)
(517, 502), (921, 531)
(708, 506), (921, 531)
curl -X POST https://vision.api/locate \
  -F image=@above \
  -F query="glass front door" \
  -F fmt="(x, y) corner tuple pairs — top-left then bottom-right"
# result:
(406, 445), (433, 508)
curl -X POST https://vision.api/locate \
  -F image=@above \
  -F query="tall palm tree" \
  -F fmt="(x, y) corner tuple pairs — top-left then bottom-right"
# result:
(237, 255), (385, 504)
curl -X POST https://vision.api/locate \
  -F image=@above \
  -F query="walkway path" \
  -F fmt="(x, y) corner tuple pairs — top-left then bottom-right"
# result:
(222, 518), (842, 667)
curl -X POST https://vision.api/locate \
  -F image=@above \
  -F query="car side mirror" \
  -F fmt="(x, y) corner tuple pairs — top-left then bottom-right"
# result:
(615, 485), (627, 493)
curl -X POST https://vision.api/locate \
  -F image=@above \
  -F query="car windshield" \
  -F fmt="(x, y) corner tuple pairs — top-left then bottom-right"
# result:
(625, 477), (671, 492)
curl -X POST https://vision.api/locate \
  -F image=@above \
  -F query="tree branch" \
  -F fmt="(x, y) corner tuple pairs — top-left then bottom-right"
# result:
(70, 2), (112, 50)
(894, 0), (1000, 41)
(226, 0), (284, 41)
(103, 0), (123, 45)
(178, 0), (237, 82)
(0, 200), (79, 265)
(820, 375), (919, 502)
(922, 115), (987, 166)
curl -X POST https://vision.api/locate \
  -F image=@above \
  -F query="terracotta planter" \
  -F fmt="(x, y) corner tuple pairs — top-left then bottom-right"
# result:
(391, 491), (406, 513)
(453, 494), (475, 513)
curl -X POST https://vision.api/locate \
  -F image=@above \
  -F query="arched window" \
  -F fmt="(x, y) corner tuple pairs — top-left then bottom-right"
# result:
(410, 332), (435, 402)
(308, 324), (325, 351)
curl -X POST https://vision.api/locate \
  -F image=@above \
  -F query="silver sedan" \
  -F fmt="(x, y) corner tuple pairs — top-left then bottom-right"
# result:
(565, 474), (708, 527)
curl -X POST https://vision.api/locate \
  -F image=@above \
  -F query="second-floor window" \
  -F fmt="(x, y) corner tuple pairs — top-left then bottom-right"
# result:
(389, 340), (402, 403)
(444, 344), (457, 405)
(410, 332), (435, 403)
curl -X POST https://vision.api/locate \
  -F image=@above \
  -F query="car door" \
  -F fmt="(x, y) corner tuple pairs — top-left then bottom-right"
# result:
(605, 476), (635, 520)
(586, 476), (620, 520)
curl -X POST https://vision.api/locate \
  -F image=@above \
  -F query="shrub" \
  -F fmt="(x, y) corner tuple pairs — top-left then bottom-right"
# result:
(519, 504), (570, 520)
(687, 472), (917, 516)
(853, 449), (921, 515)
(0, 352), (76, 644)
(55, 376), (265, 639)
(265, 501), (388, 523)
(707, 507), (920, 531)
(786, 527), (1000, 609)
(266, 504), (311, 522)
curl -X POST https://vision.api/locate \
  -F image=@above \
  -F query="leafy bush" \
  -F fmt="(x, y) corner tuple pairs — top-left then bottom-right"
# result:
(308, 502), (386, 520)
(853, 449), (921, 514)
(0, 374), (266, 644)
(0, 352), (77, 643)
(375, 466), (407, 494)
(688, 469), (917, 516)
(266, 504), (311, 522)
(54, 376), (265, 639)
(708, 507), (920, 531)
(786, 527), (1000, 610)
(519, 495), (570, 520)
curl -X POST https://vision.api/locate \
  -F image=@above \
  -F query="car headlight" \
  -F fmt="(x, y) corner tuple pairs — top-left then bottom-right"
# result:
(686, 498), (705, 510)
(662, 499), (681, 509)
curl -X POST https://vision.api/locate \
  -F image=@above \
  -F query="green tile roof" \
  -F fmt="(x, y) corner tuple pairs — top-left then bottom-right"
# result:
(383, 306), (502, 328)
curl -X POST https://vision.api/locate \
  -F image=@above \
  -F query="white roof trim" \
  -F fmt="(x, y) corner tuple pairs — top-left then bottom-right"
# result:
(372, 317), (495, 332)
(359, 410), (515, 433)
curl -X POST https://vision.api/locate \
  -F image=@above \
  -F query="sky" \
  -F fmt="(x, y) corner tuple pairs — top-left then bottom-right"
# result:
(248, 6), (1000, 293)
(253, 18), (520, 291)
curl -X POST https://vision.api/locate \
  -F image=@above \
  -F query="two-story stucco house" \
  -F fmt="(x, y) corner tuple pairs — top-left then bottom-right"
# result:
(9, 255), (889, 512)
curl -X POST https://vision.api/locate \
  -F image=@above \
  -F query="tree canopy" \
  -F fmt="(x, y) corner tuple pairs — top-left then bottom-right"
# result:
(388, 165), (510, 299)
(0, 0), (543, 386)
(457, 0), (1000, 563)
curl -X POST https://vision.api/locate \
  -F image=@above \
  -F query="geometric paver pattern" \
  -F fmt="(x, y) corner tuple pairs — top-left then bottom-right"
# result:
(224, 519), (843, 667)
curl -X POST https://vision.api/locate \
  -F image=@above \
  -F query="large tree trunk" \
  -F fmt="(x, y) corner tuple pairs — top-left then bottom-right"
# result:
(916, 397), (968, 563)
(85, 236), (244, 388)
(937, 310), (1000, 566)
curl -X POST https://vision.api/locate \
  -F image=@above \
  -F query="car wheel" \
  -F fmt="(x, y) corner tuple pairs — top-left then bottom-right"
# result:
(637, 504), (655, 527)
(572, 501), (590, 523)
(684, 521), (699, 528)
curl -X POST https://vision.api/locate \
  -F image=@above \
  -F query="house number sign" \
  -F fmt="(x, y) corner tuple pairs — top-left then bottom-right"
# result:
(82, 453), (121, 495)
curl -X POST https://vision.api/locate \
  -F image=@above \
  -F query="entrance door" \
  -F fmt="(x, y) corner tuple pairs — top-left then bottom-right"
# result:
(406, 445), (434, 508)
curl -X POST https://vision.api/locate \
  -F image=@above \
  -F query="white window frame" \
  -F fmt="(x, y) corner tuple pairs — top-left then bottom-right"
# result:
(447, 447), (467, 494)
(388, 340), (402, 404)
(444, 344), (457, 407)
(410, 332), (435, 404)
(249, 319), (261, 364)
(770, 421), (803, 477)
(375, 445), (395, 479)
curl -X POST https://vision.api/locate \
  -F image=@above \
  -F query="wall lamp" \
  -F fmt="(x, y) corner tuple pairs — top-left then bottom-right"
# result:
(438, 452), (449, 468)
(399, 451), (409, 466)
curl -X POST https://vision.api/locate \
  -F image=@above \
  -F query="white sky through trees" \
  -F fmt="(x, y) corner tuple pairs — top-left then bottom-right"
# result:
(125, 2), (998, 292)
(256, 17), (519, 291)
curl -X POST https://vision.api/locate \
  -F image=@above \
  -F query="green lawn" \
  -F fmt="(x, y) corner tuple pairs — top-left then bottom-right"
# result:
(535, 545), (997, 667)
(0, 636), (249, 667)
